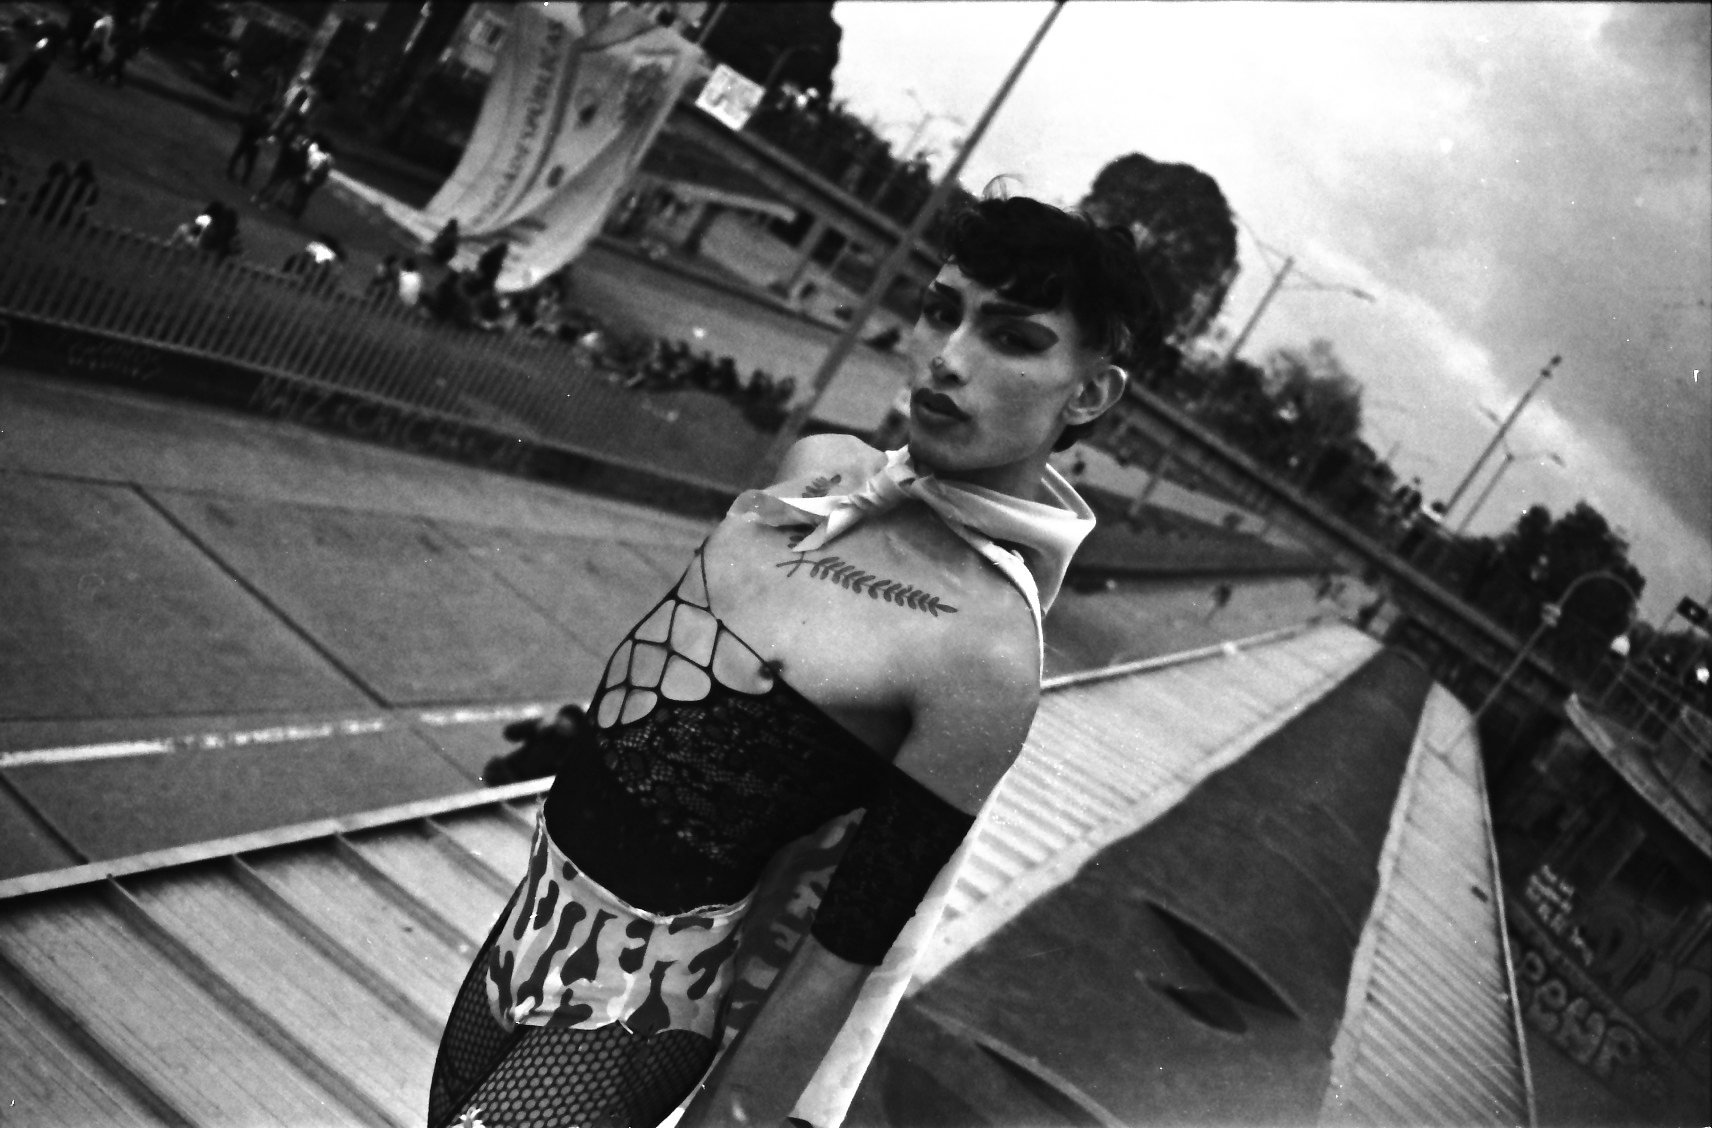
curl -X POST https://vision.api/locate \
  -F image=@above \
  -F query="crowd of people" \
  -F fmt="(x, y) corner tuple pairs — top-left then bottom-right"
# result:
(0, 3), (139, 112)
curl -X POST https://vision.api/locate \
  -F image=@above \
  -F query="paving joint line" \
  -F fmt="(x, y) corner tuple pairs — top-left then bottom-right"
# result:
(0, 701), (563, 770)
(127, 481), (395, 709)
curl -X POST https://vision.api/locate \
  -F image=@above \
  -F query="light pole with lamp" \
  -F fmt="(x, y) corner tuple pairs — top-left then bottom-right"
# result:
(1221, 257), (1376, 366)
(1463, 570), (1640, 737)
(1453, 442), (1565, 537)
(871, 91), (964, 206)
(1444, 354), (1561, 524)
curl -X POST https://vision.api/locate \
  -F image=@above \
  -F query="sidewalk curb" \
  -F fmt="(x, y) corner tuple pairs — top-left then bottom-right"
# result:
(0, 312), (739, 521)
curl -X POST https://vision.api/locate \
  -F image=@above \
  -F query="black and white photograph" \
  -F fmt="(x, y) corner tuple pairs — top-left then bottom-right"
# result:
(0, 2), (1707, 1126)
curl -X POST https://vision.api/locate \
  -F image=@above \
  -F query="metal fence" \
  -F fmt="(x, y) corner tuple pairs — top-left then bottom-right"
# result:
(0, 202), (774, 492)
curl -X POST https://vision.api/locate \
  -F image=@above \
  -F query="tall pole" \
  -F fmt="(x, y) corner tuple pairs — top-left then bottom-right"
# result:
(1221, 256), (1295, 365)
(753, 0), (1067, 485)
(1454, 451), (1516, 537)
(1445, 354), (1561, 521)
(693, 2), (725, 44)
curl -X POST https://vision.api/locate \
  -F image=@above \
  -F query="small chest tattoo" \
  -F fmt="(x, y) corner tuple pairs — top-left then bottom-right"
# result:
(801, 473), (841, 499)
(775, 552), (959, 617)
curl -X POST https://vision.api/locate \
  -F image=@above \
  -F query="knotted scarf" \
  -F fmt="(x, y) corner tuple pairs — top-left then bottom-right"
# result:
(731, 446), (1095, 657)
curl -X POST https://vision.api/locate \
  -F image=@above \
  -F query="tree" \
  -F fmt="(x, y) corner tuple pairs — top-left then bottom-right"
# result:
(1265, 339), (1364, 459)
(701, 3), (841, 98)
(1463, 501), (1646, 680)
(1078, 152), (1239, 344)
(1537, 503), (1645, 675)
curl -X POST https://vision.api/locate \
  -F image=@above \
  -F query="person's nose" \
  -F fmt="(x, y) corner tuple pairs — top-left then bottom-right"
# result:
(932, 326), (978, 386)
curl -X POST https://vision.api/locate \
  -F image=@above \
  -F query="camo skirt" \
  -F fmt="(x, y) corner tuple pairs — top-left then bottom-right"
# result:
(427, 814), (752, 1128)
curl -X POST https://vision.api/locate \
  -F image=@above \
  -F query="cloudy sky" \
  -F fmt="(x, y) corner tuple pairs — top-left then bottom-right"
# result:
(830, 2), (1711, 621)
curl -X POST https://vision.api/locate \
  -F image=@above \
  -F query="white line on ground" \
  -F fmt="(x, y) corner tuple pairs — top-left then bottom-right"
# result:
(0, 703), (560, 769)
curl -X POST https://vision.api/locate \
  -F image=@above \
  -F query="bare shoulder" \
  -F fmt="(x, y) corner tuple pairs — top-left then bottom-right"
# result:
(893, 573), (1041, 814)
(771, 434), (886, 496)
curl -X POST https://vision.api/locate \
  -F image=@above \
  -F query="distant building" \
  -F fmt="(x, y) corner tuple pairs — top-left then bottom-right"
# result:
(1492, 693), (1711, 1122)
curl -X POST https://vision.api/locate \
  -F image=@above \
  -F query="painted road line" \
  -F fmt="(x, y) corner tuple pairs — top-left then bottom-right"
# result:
(0, 618), (1347, 772)
(0, 701), (566, 770)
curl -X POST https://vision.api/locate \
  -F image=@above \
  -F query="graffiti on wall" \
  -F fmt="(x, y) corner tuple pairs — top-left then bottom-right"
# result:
(1524, 864), (1595, 966)
(1580, 900), (1712, 1065)
(1513, 940), (1667, 1106)
(248, 373), (535, 475)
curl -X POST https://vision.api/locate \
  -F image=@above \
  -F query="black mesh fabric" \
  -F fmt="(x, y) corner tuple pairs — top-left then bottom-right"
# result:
(542, 544), (977, 962)
(810, 769), (975, 965)
(428, 893), (717, 1128)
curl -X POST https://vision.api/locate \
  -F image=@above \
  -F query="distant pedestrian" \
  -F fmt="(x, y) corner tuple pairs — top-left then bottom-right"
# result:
(64, 2), (95, 71)
(101, 20), (138, 86)
(0, 22), (58, 113)
(80, 12), (114, 75)
(427, 217), (459, 266)
(287, 136), (333, 219)
(255, 131), (308, 211)
(396, 257), (423, 307)
(63, 159), (99, 227)
(227, 105), (268, 184)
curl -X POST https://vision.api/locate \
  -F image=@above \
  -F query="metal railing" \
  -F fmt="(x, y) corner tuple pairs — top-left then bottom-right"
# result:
(0, 202), (773, 492)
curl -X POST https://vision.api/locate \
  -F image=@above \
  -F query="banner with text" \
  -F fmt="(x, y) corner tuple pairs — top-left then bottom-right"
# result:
(422, 2), (699, 291)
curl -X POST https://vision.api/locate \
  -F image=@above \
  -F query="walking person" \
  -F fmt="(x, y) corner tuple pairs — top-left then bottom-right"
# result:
(0, 21), (59, 113)
(427, 216), (460, 266)
(79, 11), (113, 76)
(226, 104), (268, 185)
(286, 135), (332, 219)
(255, 129), (308, 211)
(100, 18), (138, 86)
(426, 190), (1158, 1128)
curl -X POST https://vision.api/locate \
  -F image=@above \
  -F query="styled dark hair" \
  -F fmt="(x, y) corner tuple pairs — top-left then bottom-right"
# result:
(939, 190), (1166, 450)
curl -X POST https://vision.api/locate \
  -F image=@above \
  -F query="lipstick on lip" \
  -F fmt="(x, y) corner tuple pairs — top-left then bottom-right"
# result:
(912, 388), (970, 421)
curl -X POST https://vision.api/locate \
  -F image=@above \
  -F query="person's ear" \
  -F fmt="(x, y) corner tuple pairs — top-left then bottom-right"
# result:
(1064, 363), (1128, 427)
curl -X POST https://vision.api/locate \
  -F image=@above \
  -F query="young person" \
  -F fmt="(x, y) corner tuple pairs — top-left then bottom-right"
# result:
(427, 190), (1165, 1128)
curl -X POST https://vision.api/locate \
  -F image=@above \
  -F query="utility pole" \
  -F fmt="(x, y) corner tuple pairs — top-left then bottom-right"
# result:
(1221, 256), (1294, 365)
(693, 2), (725, 44)
(1444, 355), (1561, 522)
(753, 0), (1067, 485)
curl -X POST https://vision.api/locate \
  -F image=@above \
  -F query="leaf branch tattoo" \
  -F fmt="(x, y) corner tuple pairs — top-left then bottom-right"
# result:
(775, 553), (959, 617)
(801, 473), (841, 498)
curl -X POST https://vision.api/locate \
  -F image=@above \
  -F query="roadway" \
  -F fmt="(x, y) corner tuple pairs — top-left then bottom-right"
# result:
(0, 367), (1340, 884)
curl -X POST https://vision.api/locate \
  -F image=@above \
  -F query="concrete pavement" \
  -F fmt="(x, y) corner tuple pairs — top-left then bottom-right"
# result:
(0, 367), (708, 876)
(0, 367), (1342, 883)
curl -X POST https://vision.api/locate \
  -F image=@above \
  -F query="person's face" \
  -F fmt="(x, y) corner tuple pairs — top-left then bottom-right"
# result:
(904, 264), (1119, 492)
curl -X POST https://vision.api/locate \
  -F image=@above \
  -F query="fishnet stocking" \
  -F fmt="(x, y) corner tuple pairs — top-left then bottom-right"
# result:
(429, 902), (716, 1128)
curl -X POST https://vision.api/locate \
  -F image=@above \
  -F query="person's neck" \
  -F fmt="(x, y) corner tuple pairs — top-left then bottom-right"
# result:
(916, 448), (1058, 506)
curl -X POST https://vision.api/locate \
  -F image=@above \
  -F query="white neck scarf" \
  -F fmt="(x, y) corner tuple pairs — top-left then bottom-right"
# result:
(731, 447), (1095, 658)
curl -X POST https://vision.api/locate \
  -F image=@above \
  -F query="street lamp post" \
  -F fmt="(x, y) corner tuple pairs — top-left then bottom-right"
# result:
(1221, 256), (1294, 365)
(872, 92), (963, 206)
(1453, 445), (1564, 537)
(1464, 569), (1640, 733)
(1444, 355), (1561, 523)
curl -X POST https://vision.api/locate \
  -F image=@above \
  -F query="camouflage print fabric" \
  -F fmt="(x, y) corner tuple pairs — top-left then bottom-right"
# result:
(487, 812), (751, 1040)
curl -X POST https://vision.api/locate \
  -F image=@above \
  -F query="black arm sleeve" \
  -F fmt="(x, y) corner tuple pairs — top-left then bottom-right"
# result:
(809, 771), (976, 966)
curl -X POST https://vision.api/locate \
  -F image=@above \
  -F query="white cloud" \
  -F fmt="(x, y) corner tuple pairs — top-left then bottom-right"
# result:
(831, 1), (1711, 616)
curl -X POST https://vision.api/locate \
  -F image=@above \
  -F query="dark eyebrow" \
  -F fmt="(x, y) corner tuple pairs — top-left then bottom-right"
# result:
(926, 283), (1051, 322)
(978, 299), (1052, 320)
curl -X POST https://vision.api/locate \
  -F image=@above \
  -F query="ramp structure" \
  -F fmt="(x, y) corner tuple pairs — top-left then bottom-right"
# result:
(0, 624), (1532, 1126)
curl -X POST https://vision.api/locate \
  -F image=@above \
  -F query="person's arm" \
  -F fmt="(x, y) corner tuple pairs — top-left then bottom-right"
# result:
(679, 932), (868, 1128)
(683, 624), (1039, 1127)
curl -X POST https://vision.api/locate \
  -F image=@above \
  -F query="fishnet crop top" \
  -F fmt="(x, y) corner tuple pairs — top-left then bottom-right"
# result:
(542, 543), (975, 966)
